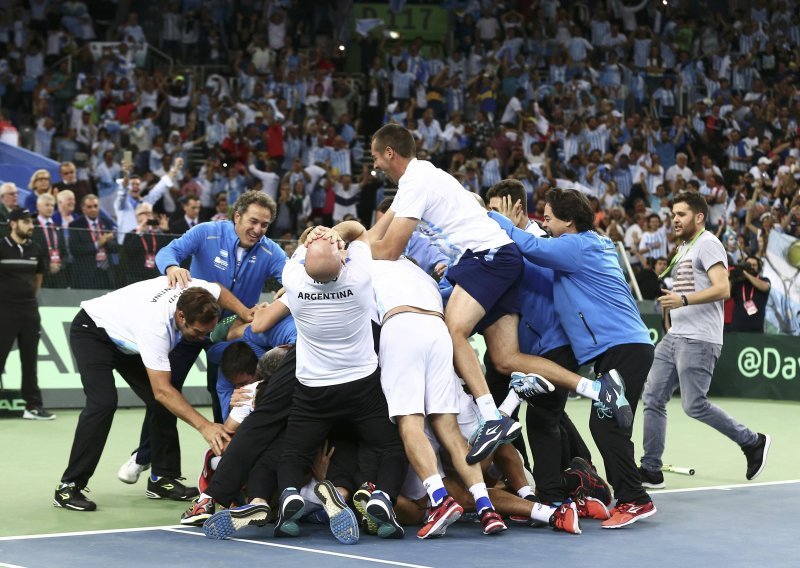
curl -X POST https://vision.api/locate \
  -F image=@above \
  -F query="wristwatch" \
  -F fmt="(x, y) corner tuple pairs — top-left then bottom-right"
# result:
(681, 295), (689, 306)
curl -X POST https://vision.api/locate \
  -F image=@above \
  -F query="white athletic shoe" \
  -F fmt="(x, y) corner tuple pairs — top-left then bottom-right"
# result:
(118, 453), (150, 484)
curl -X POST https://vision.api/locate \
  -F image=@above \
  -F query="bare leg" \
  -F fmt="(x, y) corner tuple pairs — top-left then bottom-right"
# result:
(484, 314), (582, 391)
(492, 444), (529, 494)
(444, 286), (491, 399)
(429, 413), (484, 487)
(397, 414), (441, 481)
(395, 495), (427, 525)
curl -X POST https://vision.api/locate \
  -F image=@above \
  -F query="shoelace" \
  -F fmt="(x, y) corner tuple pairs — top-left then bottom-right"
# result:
(593, 400), (614, 420)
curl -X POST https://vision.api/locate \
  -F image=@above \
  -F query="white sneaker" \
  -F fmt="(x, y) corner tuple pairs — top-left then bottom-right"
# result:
(118, 453), (151, 484)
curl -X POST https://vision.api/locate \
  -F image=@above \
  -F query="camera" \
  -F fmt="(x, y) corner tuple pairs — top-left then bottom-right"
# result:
(146, 218), (160, 227)
(730, 263), (755, 281)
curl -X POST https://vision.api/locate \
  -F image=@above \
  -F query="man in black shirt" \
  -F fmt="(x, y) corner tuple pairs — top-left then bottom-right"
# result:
(0, 208), (55, 419)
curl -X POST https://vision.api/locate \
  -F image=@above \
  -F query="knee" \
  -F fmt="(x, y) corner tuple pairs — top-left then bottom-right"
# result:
(682, 396), (709, 419)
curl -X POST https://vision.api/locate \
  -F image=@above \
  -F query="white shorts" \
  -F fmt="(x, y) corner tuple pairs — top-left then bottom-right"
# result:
(379, 313), (460, 421)
(400, 385), (483, 501)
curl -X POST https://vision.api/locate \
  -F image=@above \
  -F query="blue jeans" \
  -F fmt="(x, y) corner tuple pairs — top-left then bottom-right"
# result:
(641, 333), (757, 471)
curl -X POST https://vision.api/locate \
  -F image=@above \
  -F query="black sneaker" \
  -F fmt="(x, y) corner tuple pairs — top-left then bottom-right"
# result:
(365, 491), (404, 539)
(23, 407), (56, 420)
(274, 488), (306, 538)
(743, 433), (772, 480)
(566, 457), (613, 505)
(53, 483), (97, 511)
(638, 466), (666, 489)
(145, 476), (200, 501)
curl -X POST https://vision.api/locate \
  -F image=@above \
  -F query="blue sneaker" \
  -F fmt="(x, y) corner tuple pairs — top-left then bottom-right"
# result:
(466, 415), (522, 465)
(202, 503), (271, 540)
(314, 480), (359, 545)
(596, 369), (633, 430)
(365, 491), (404, 539)
(510, 372), (555, 402)
(274, 488), (306, 538)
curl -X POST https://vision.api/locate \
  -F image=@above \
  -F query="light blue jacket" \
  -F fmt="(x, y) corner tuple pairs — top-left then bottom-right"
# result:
(490, 212), (651, 364)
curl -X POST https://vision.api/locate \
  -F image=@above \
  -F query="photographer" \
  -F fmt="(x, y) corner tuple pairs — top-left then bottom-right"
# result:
(122, 202), (171, 285)
(729, 256), (771, 333)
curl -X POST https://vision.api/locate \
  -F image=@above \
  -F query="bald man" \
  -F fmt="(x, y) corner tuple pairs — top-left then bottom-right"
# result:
(273, 222), (407, 542)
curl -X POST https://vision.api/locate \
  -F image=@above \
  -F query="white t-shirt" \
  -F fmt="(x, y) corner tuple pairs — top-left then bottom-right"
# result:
(80, 277), (221, 371)
(283, 241), (378, 387)
(371, 257), (443, 321)
(391, 159), (512, 264)
(228, 380), (261, 424)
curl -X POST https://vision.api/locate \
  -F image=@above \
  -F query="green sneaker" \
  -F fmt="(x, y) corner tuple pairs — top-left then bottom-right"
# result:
(210, 315), (239, 343)
(352, 482), (378, 535)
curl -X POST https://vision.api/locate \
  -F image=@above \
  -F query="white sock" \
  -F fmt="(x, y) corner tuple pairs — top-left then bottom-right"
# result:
(468, 482), (492, 514)
(476, 394), (500, 421)
(498, 389), (521, 416)
(576, 377), (600, 401)
(210, 456), (221, 470)
(530, 502), (556, 524)
(422, 474), (447, 506)
(199, 492), (212, 501)
(517, 486), (534, 499)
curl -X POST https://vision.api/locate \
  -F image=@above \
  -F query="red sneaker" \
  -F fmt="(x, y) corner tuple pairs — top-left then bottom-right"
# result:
(417, 496), (463, 539)
(565, 457), (613, 506)
(575, 496), (611, 520)
(601, 501), (657, 529)
(198, 449), (215, 494)
(549, 502), (581, 534)
(480, 509), (507, 535)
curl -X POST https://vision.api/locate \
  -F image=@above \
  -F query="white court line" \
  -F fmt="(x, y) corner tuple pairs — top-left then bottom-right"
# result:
(163, 527), (432, 568)
(0, 524), (184, 541)
(648, 478), (800, 494)
(0, 563), (29, 568)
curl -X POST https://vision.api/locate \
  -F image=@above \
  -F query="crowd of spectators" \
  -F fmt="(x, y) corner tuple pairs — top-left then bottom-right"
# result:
(0, 0), (799, 308)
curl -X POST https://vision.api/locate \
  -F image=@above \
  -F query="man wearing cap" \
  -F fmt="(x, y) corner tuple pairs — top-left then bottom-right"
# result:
(0, 208), (56, 420)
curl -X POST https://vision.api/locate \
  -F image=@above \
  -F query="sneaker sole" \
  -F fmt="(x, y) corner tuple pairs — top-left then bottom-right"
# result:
(52, 499), (96, 512)
(352, 490), (378, 535)
(366, 499), (404, 539)
(482, 518), (508, 535)
(314, 480), (359, 545)
(23, 415), (56, 420)
(181, 512), (213, 526)
(274, 495), (305, 538)
(747, 435), (772, 481)
(640, 480), (666, 489)
(467, 421), (522, 465)
(145, 485), (199, 501)
(601, 505), (657, 529)
(198, 449), (215, 493)
(203, 505), (270, 539)
(417, 503), (463, 539)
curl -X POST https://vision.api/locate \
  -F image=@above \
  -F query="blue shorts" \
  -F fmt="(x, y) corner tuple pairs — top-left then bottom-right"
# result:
(445, 243), (523, 333)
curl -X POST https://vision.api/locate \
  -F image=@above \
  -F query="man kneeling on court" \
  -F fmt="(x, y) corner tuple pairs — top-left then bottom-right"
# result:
(274, 221), (407, 540)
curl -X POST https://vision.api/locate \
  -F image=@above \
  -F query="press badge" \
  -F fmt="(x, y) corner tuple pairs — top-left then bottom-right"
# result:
(743, 300), (758, 316)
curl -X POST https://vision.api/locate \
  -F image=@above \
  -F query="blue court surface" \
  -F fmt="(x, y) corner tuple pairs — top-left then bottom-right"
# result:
(2, 481), (798, 568)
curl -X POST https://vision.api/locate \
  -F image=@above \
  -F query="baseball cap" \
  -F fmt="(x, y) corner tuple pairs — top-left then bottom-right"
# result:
(8, 208), (33, 222)
(758, 157), (771, 165)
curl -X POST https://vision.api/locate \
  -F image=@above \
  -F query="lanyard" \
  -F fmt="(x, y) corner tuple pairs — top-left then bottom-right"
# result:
(139, 229), (157, 256)
(742, 283), (754, 303)
(87, 221), (101, 249)
(660, 228), (704, 279)
(38, 219), (58, 251)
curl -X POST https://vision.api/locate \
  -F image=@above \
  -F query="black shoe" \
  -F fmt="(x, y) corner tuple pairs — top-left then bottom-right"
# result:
(637, 466), (665, 489)
(145, 476), (200, 501)
(566, 457), (613, 505)
(274, 488), (305, 538)
(743, 433), (771, 480)
(54, 483), (97, 511)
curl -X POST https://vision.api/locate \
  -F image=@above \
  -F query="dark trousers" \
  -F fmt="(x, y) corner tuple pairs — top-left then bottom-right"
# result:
(134, 338), (221, 465)
(208, 346), (299, 507)
(278, 369), (406, 501)
(591, 343), (655, 504)
(0, 307), (43, 408)
(61, 310), (180, 486)
(486, 345), (592, 502)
